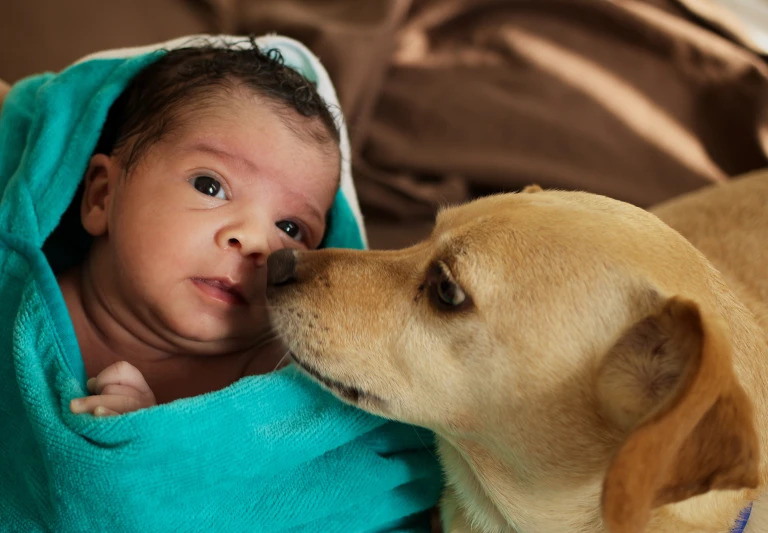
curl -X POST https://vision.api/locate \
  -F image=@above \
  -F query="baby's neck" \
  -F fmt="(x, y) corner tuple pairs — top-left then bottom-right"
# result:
(57, 267), (287, 404)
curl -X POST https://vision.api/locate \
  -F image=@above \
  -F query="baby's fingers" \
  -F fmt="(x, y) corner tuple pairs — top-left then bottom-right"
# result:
(98, 383), (154, 406)
(70, 394), (142, 416)
(88, 361), (154, 398)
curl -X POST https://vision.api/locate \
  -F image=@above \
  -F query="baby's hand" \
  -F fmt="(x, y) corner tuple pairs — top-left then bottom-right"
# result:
(70, 361), (157, 417)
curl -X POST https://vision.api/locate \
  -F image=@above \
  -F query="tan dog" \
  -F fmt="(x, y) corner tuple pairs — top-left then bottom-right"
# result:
(266, 172), (768, 533)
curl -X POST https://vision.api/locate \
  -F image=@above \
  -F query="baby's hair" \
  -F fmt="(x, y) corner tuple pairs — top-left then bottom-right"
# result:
(94, 36), (341, 174)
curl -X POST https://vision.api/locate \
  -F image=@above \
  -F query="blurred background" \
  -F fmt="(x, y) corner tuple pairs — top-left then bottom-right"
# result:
(3, 0), (768, 249)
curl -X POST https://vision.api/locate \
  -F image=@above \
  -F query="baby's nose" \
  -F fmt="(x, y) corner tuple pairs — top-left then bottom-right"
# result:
(226, 237), (268, 266)
(267, 249), (298, 287)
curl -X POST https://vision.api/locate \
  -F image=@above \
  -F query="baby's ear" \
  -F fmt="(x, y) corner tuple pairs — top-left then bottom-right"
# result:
(81, 154), (118, 237)
(597, 296), (759, 533)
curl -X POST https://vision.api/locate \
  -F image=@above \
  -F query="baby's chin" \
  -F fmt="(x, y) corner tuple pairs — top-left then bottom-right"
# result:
(157, 308), (272, 355)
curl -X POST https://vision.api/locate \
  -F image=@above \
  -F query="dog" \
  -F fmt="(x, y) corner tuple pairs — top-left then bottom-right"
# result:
(266, 171), (768, 533)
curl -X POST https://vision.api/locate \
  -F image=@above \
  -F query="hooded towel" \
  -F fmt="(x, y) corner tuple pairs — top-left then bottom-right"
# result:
(0, 34), (441, 533)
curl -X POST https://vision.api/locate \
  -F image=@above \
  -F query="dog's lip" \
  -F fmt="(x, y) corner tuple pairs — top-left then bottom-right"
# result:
(289, 351), (381, 405)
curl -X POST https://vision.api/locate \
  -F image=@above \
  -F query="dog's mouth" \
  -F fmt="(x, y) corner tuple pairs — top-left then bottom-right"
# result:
(289, 352), (380, 405)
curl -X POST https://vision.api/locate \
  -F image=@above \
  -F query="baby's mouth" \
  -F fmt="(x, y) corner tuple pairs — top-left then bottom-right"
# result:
(192, 278), (247, 306)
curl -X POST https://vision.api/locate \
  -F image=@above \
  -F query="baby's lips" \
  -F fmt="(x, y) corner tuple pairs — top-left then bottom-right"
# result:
(194, 277), (248, 305)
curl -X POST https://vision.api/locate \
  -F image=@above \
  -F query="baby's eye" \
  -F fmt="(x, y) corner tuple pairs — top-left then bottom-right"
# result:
(190, 175), (227, 200)
(276, 220), (304, 242)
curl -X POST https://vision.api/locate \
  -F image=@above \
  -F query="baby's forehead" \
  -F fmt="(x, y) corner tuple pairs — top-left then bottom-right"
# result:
(269, 108), (341, 169)
(215, 85), (340, 145)
(252, 106), (342, 190)
(185, 91), (339, 156)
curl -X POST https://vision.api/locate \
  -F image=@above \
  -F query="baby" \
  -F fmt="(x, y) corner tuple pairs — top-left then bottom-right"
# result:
(61, 40), (342, 415)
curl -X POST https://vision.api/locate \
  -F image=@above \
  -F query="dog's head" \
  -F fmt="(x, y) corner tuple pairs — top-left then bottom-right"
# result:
(266, 189), (759, 533)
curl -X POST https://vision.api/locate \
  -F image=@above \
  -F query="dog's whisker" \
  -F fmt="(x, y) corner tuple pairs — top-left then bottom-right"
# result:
(261, 301), (301, 311)
(248, 329), (282, 352)
(248, 304), (281, 311)
(412, 427), (438, 461)
(273, 351), (291, 372)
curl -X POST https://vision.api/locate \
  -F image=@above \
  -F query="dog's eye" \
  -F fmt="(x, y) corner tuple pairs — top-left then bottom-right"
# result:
(429, 261), (470, 310)
(437, 279), (466, 307)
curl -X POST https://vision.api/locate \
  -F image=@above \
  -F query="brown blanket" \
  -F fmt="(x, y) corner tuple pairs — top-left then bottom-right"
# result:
(3, 0), (768, 247)
(207, 0), (768, 240)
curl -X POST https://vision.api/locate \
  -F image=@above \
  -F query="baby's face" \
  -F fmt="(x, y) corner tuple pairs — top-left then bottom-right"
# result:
(88, 93), (340, 353)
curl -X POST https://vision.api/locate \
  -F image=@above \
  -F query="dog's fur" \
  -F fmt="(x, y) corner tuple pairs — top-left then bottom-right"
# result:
(267, 172), (768, 533)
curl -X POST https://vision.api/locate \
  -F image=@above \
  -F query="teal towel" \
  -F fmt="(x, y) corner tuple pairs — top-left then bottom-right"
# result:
(0, 35), (441, 532)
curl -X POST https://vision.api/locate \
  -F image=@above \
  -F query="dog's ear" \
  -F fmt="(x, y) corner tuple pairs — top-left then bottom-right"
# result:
(597, 297), (759, 533)
(521, 184), (543, 193)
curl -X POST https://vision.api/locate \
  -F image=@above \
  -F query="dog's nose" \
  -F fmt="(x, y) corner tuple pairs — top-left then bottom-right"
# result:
(267, 248), (298, 287)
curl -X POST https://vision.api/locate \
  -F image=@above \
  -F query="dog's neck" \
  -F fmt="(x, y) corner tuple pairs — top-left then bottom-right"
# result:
(647, 493), (755, 533)
(437, 436), (604, 533)
(438, 436), (754, 533)
(744, 497), (768, 533)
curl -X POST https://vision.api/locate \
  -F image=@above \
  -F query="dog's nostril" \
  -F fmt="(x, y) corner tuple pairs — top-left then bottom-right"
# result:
(267, 248), (298, 287)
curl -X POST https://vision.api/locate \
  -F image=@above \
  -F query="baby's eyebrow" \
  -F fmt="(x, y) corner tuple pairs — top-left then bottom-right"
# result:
(186, 142), (258, 174)
(303, 202), (324, 227)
